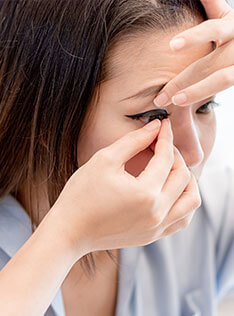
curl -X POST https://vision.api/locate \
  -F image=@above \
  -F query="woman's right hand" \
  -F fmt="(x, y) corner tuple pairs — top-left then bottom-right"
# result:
(51, 119), (201, 258)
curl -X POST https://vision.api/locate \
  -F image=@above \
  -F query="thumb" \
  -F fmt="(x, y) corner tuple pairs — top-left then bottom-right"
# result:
(200, 0), (231, 19)
(106, 119), (161, 168)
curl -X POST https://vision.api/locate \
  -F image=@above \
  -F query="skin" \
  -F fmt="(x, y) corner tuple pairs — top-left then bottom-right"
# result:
(60, 26), (216, 316)
(14, 21), (217, 316)
(15, 23), (217, 316)
(1, 0), (233, 316)
(7, 2), (234, 314)
(154, 0), (234, 108)
(78, 28), (216, 181)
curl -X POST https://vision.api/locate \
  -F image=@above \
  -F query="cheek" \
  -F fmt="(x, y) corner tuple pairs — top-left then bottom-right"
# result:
(199, 114), (217, 163)
(77, 124), (116, 166)
(77, 109), (145, 167)
(77, 108), (155, 172)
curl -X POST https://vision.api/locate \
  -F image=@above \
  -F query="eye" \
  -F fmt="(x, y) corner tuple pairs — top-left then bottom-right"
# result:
(196, 100), (220, 114)
(125, 109), (170, 124)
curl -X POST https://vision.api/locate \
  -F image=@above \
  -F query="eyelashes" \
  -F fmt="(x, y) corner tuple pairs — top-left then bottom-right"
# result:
(125, 100), (220, 124)
(125, 109), (170, 123)
(196, 100), (220, 113)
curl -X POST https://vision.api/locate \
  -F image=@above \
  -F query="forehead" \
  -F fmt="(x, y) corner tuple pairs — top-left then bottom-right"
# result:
(105, 25), (213, 88)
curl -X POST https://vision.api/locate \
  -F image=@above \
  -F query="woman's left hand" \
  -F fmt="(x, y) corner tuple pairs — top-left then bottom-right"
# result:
(154, 0), (234, 108)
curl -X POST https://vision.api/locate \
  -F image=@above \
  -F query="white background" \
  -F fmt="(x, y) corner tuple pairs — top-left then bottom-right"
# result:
(203, 3), (234, 312)
(208, 87), (234, 169)
(207, 87), (234, 316)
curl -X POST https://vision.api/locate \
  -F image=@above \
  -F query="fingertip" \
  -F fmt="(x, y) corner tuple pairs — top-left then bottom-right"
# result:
(153, 92), (169, 107)
(144, 119), (161, 131)
(172, 93), (187, 106)
(159, 118), (173, 140)
(169, 37), (186, 51)
(162, 117), (172, 128)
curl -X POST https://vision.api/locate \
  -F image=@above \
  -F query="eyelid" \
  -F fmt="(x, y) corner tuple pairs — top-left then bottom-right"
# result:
(126, 108), (170, 117)
(197, 99), (219, 109)
(126, 98), (218, 120)
(125, 109), (170, 123)
(197, 96), (216, 106)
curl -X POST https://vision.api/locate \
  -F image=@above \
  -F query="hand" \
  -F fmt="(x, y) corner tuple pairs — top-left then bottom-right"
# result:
(153, 0), (234, 108)
(51, 119), (201, 258)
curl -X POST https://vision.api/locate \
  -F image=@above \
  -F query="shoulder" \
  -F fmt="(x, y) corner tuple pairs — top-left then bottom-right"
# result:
(0, 195), (64, 315)
(0, 194), (33, 261)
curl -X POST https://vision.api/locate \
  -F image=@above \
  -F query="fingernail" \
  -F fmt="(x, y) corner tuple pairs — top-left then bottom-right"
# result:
(172, 92), (187, 105)
(154, 92), (169, 107)
(144, 119), (161, 131)
(170, 38), (185, 51)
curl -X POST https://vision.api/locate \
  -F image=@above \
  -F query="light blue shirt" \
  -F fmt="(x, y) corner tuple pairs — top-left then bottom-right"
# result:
(0, 166), (233, 316)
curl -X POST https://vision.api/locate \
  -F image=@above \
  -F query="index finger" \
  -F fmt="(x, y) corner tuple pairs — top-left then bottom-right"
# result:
(169, 18), (234, 52)
(104, 119), (161, 167)
(169, 0), (233, 53)
(137, 119), (174, 190)
(153, 46), (220, 108)
(200, 0), (232, 19)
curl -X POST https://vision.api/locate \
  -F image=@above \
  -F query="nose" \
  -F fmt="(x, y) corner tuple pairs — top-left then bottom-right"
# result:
(172, 112), (204, 168)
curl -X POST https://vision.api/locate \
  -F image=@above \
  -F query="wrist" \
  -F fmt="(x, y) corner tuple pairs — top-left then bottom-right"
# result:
(41, 206), (90, 264)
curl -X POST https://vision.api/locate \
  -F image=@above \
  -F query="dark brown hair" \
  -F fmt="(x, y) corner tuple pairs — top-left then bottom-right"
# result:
(0, 0), (207, 273)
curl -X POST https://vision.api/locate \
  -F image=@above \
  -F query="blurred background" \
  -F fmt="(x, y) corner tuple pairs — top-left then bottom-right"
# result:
(209, 1), (234, 313)
(208, 87), (234, 169)
(206, 87), (234, 316)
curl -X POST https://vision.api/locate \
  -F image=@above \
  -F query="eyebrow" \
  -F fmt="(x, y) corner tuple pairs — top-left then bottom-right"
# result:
(120, 83), (167, 102)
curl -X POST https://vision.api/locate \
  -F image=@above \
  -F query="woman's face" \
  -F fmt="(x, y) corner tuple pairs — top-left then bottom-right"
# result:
(77, 25), (216, 180)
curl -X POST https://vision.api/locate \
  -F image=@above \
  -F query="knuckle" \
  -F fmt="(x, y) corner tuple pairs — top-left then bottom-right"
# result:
(163, 153), (174, 170)
(151, 210), (164, 226)
(169, 80), (183, 94)
(138, 192), (163, 225)
(192, 194), (202, 210)
(220, 69), (233, 86)
(204, 20), (223, 38)
(168, 146), (174, 166)
(195, 58), (210, 77)
(213, 21), (223, 38)
(193, 51), (213, 76)
(137, 190), (155, 206)
(180, 217), (191, 229)
(174, 204), (184, 217)
(179, 168), (191, 184)
(188, 193), (202, 211)
(96, 148), (113, 166)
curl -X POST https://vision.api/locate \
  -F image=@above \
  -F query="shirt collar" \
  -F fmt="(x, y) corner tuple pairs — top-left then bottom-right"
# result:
(115, 246), (142, 316)
(0, 194), (144, 316)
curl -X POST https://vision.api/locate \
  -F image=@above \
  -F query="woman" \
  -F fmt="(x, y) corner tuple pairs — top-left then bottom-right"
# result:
(0, 0), (233, 315)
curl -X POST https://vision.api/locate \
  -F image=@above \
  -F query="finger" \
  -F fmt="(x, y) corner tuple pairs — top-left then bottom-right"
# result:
(172, 65), (234, 106)
(153, 43), (232, 107)
(104, 119), (161, 167)
(170, 18), (234, 51)
(157, 148), (191, 213)
(161, 211), (195, 237)
(137, 119), (174, 189)
(161, 173), (201, 228)
(200, 0), (232, 19)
